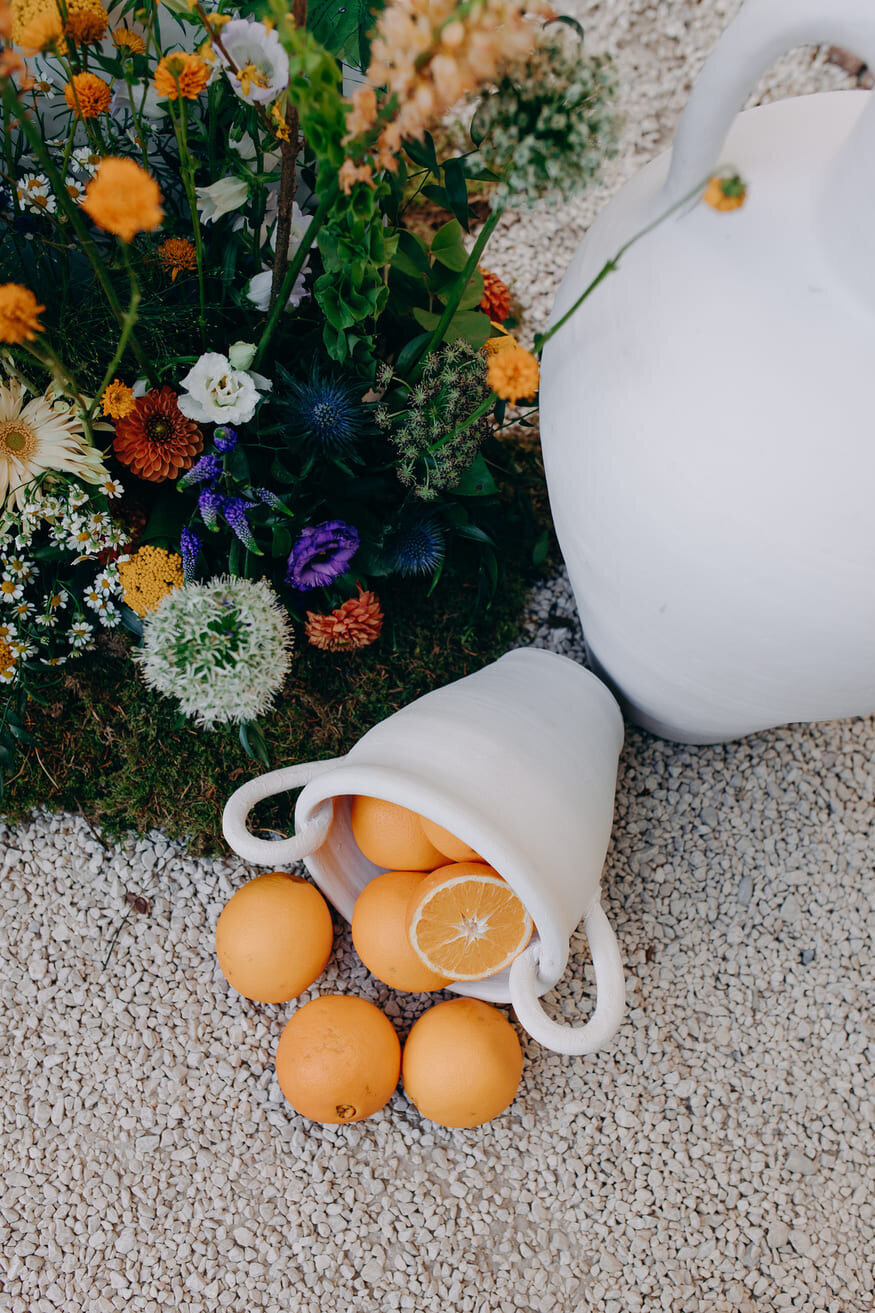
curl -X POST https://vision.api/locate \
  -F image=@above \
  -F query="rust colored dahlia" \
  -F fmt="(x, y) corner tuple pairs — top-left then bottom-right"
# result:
(479, 267), (511, 323)
(305, 585), (384, 652)
(113, 387), (203, 482)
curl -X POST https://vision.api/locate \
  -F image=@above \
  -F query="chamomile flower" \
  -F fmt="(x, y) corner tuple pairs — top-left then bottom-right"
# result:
(71, 147), (102, 176)
(17, 173), (56, 215)
(67, 618), (93, 648)
(40, 654), (68, 666)
(101, 476), (124, 499)
(11, 599), (34, 619)
(0, 576), (24, 603)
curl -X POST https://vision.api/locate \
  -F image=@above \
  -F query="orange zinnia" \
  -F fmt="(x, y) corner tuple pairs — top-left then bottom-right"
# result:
(153, 51), (210, 101)
(101, 379), (136, 420)
(81, 158), (163, 243)
(485, 339), (539, 405)
(0, 284), (44, 344)
(64, 71), (111, 118)
(113, 387), (203, 482)
(112, 26), (145, 54)
(63, 0), (108, 43)
(305, 586), (384, 652)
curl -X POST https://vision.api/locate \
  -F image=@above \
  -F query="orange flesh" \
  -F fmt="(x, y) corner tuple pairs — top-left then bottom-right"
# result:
(408, 866), (532, 980)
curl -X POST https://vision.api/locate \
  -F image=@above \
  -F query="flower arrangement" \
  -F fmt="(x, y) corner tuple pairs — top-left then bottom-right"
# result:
(0, 0), (621, 781)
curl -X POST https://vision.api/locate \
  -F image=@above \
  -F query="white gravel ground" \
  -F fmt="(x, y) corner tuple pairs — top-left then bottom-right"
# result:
(2, 3), (874, 1311)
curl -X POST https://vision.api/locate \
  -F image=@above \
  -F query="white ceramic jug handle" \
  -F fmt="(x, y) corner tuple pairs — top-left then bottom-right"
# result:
(663, 0), (875, 203)
(221, 758), (344, 865)
(508, 903), (625, 1055)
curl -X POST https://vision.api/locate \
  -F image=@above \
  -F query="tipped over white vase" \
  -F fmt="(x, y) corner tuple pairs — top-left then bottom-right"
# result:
(540, 0), (875, 744)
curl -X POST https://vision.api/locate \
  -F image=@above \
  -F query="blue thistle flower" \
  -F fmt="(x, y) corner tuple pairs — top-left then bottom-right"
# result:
(213, 426), (238, 453)
(385, 511), (446, 578)
(222, 496), (263, 555)
(180, 527), (201, 583)
(178, 454), (222, 490)
(198, 488), (222, 530)
(283, 367), (365, 458)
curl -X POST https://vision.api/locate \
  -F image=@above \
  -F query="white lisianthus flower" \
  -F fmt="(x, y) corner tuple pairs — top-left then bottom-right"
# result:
(195, 176), (249, 224)
(111, 82), (166, 122)
(246, 267), (309, 313)
(177, 352), (272, 425)
(218, 19), (289, 104)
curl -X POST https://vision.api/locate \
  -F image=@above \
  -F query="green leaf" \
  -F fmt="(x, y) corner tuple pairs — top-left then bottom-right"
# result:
(430, 219), (467, 271)
(412, 306), (441, 332)
(239, 720), (271, 769)
(394, 332), (431, 377)
(443, 309), (492, 348)
(453, 456), (499, 498)
(532, 528), (550, 567)
(443, 158), (470, 230)
(391, 229), (430, 279)
(226, 443), (251, 483)
(306, 0), (368, 62)
(271, 524), (293, 559)
(404, 132), (439, 174)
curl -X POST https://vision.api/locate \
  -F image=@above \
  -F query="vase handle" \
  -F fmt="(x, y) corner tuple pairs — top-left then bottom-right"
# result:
(508, 903), (625, 1055)
(663, 0), (875, 204)
(222, 758), (343, 866)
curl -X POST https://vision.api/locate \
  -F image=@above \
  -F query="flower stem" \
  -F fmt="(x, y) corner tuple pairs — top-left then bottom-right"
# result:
(270, 0), (308, 307)
(169, 96), (207, 339)
(535, 175), (714, 353)
(253, 188), (334, 370)
(0, 83), (157, 386)
(86, 244), (142, 423)
(407, 207), (502, 380)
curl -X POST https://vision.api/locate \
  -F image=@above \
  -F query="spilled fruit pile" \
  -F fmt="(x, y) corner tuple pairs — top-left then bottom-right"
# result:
(215, 795), (535, 1129)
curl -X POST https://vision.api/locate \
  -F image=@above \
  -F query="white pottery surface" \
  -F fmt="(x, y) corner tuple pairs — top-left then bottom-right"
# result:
(541, 0), (875, 745)
(224, 648), (627, 1052)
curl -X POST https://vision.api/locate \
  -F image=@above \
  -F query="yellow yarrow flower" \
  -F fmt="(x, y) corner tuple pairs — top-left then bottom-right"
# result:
(118, 545), (184, 618)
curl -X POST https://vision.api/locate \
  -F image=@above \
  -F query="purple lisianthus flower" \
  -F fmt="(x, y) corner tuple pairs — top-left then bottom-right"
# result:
(213, 426), (238, 453)
(198, 488), (223, 530)
(223, 496), (263, 555)
(178, 453), (222, 489)
(180, 527), (202, 582)
(286, 520), (360, 590)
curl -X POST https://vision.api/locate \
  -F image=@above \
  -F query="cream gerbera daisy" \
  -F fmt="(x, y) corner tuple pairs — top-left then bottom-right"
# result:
(0, 379), (108, 513)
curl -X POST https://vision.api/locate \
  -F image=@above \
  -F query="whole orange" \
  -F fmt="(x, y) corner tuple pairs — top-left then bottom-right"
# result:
(350, 795), (444, 870)
(215, 872), (333, 1003)
(275, 995), (401, 1123)
(419, 815), (482, 864)
(402, 997), (523, 1128)
(352, 871), (451, 992)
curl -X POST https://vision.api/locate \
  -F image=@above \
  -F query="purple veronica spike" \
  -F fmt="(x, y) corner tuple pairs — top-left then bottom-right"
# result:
(286, 520), (360, 590)
(256, 487), (285, 511)
(198, 488), (223, 530)
(180, 527), (201, 583)
(178, 453), (222, 489)
(222, 496), (262, 554)
(213, 426), (238, 453)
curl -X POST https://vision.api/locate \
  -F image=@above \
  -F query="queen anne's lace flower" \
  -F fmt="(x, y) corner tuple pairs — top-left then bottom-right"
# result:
(137, 576), (294, 728)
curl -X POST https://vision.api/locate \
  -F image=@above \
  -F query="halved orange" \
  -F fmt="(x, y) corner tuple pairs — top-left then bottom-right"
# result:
(406, 862), (533, 981)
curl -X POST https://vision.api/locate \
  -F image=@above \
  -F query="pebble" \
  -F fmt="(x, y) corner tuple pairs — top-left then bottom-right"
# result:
(2, 6), (872, 1313)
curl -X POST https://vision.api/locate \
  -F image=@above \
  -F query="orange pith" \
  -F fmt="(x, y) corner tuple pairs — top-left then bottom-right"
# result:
(406, 862), (533, 981)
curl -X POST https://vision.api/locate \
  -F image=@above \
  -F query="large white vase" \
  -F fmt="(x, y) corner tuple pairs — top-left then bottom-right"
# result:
(540, 0), (875, 744)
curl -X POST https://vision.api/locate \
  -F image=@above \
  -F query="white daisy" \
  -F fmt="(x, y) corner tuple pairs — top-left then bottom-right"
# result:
(101, 476), (124, 499)
(17, 173), (56, 215)
(67, 619), (93, 648)
(64, 176), (87, 205)
(71, 147), (102, 176)
(0, 380), (108, 514)
(0, 577), (23, 603)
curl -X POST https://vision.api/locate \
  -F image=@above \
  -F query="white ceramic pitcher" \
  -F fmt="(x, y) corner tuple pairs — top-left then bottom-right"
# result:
(540, 0), (875, 744)
(222, 648), (626, 1055)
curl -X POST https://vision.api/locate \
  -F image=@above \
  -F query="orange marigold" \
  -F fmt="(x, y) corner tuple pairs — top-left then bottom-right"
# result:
(157, 237), (197, 281)
(305, 586), (384, 653)
(703, 173), (747, 212)
(81, 158), (163, 243)
(19, 7), (65, 53)
(479, 267), (511, 323)
(64, 71), (111, 119)
(112, 26), (145, 54)
(101, 379), (136, 420)
(113, 386), (203, 482)
(63, 0), (108, 43)
(153, 51), (210, 101)
(0, 283), (44, 344)
(485, 339), (540, 405)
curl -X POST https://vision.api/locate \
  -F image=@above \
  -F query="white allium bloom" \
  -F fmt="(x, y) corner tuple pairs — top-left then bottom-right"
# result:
(177, 351), (272, 425)
(219, 19), (289, 104)
(195, 176), (249, 224)
(137, 576), (294, 728)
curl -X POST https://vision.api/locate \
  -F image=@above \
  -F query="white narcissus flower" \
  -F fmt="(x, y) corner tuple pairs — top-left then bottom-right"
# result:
(177, 352), (272, 426)
(218, 19), (289, 104)
(195, 176), (249, 224)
